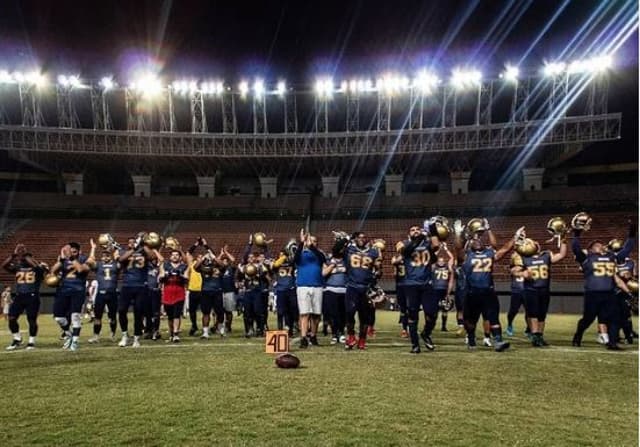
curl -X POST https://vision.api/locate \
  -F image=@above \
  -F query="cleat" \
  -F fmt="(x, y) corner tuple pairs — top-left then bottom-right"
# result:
(572, 334), (582, 347)
(339, 335), (346, 344)
(69, 340), (79, 352)
(367, 327), (376, 338)
(172, 335), (180, 343)
(400, 329), (408, 338)
(143, 332), (152, 340)
(132, 338), (141, 348)
(189, 327), (198, 337)
(118, 335), (129, 347)
(88, 335), (100, 344)
(483, 337), (493, 348)
(309, 335), (319, 346)
(6, 339), (21, 351)
(467, 344), (477, 351)
(596, 333), (607, 345)
(330, 337), (338, 345)
(423, 335), (435, 351)
(345, 335), (357, 350)
(110, 332), (116, 342)
(26, 343), (35, 350)
(299, 336), (309, 349)
(410, 345), (421, 354)
(494, 341), (510, 352)
(441, 326), (448, 332)
(464, 335), (469, 345)
(200, 332), (211, 340)
(62, 336), (73, 350)
(152, 331), (161, 341)
(539, 336), (550, 347)
(456, 326), (465, 336)
(357, 338), (367, 350)
(506, 325), (514, 337)
(606, 343), (622, 351)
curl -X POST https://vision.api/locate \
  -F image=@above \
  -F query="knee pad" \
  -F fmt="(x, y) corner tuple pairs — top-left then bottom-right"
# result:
(71, 312), (82, 329)
(54, 317), (68, 327)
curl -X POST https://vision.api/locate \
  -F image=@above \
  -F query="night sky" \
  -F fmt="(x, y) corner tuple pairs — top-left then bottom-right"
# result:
(0, 0), (637, 161)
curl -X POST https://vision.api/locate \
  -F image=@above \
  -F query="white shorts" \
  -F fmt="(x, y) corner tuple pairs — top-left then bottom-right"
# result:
(297, 287), (323, 315)
(223, 292), (237, 312)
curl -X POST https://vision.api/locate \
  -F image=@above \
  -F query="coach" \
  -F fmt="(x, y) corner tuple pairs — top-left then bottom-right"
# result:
(293, 229), (326, 348)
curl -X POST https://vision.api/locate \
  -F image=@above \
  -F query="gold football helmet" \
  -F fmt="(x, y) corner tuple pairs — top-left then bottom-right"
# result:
(164, 236), (181, 251)
(244, 264), (258, 277)
(547, 217), (567, 236)
(372, 239), (386, 252)
(466, 218), (486, 238)
(395, 241), (405, 254)
(515, 238), (539, 257)
(253, 232), (272, 247)
(98, 233), (114, 249)
(627, 278), (639, 294)
(608, 238), (623, 253)
(44, 273), (60, 287)
(144, 232), (162, 249)
(571, 212), (592, 231)
(430, 216), (450, 241)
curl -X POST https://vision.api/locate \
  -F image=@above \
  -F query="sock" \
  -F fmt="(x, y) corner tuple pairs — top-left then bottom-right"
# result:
(12, 332), (21, 341)
(134, 336), (140, 342)
(122, 331), (128, 338)
(72, 335), (79, 342)
(28, 336), (35, 344)
(203, 327), (210, 335)
(408, 321), (419, 347)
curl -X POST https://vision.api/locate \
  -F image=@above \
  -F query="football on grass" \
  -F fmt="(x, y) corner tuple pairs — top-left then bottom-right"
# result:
(275, 353), (301, 369)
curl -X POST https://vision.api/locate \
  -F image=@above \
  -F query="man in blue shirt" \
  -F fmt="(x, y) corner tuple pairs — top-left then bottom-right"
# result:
(293, 229), (326, 348)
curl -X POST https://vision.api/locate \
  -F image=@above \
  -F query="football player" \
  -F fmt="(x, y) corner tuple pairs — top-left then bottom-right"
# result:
(147, 251), (163, 340)
(117, 235), (154, 348)
(273, 248), (298, 336)
(609, 239), (638, 344)
(391, 242), (408, 338)
(51, 241), (92, 351)
(2, 244), (47, 350)
(343, 231), (382, 350)
(511, 234), (567, 346)
(430, 244), (454, 332)
(219, 246), (238, 333)
(398, 224), (440, 353)
(159, 249), (189, 342)
(571, 219), (634, 350)
(185, 239), (205, 336)
(457, 220), (514, 351)
(323, 242), (347, 344)
(194, 247), (225, 338)
(88, 247), (120, 343)
(240, 251), (270, 338)
(506, 252), (527, 337)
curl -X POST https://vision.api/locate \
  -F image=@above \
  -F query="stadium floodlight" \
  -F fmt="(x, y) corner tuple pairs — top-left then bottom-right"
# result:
(451, 69), (482, 90)
(172, 80), (189, 94)
(100, 77), (114, 91)
(58, 74), (81, 88)
(314, 77), (334, 99)
(253, 79), (265, 96)
(542, 61), (566, 77)
(567, 55), (613, 75)
(501, 65), (520, 82)
(130, 71), (163, 96)
(377, 74), (411, 95)
(276, 80), (286, 96)
(25, 70), (47, 87)
(12, 71), (25, 83)
(0, 70), (12, 83)
(413, 70), (439, 94)
(238, 80), (249, 97)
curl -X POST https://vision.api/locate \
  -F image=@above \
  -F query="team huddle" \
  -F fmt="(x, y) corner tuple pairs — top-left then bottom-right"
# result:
(2, 212), (638, 353)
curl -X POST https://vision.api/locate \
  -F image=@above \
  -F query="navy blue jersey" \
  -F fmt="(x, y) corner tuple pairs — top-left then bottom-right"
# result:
(455, 266), (467, 292)
(325, 257), (347, 288)
(393, 262), (406, 286)
(345, 244), (380, 290)
(200, 265), (223, 292)
(95, 261), (119, 292)
(121, 250), (149, 288)
(12, 263), (45, 295)
(61, 255), (89, 292)
(401, 239), (434, 286)
(243, 264), (269, 290)
(581, 252), (617, 292)
(147, 263), (160, 290)
(274, 261), (296, 292)
(431, 264), (450, 290)
(463, 248), (496, 290)
(521, 252), (552, 290)
(509, 253), (525, 293)
(162, 261), (188, 287)
(221, 266), (237, 293)
(616, 259), (635, 278)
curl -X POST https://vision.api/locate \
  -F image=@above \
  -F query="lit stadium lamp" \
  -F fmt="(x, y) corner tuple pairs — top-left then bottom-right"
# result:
(214, 81), (224, 95)
(567, 55), (613, 75)
(348, 79), (358, 93)
(253, 79), (265, 96)
(451, 69), (482, 90)
(339, 80), (347, 92)
(131, 72), (163, 97)
(276, 80), (286, 96)
(238, 80), (249, 98)
(501, 65), (519, 82)
(413, 70), (439, 94)
(314, 77), (333, 99)
(25, 70), (47, 87)
(58, 74), (81, 88)
(100, 77), (114, 91)
(188, 81), (198, 93)
(12, 71), (25, 83)
(171, 80), (187, 93)
(0, 70), (12, 83)
(542, 61), (566, 77)
(199, 81), (212, 94)
(359, 79), (373, 92)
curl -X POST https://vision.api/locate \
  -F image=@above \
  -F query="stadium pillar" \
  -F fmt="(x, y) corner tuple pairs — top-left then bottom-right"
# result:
(259, 177), (277, 199)
(522, 168), (545, 191)
(196, 176), (216, 198)
(384, 174), (403, 197)
(131, 175), (151, 198)
(450, 171), (471, 195)
(321, 176), (339, 198)
(62, 173), (83, 196)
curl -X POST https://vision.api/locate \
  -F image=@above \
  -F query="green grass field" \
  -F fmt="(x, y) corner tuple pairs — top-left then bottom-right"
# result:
(0, 311), (637, 447)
